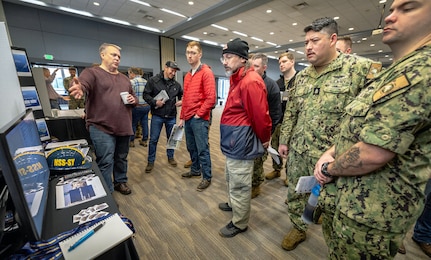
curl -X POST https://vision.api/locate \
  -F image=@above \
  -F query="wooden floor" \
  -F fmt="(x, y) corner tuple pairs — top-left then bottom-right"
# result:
(113, 106), (425, 259)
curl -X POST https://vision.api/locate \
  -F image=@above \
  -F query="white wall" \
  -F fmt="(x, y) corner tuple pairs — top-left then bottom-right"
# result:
(0, 22), (25, 129)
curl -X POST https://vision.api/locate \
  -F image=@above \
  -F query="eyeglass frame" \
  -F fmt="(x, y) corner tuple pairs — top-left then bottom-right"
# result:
(220, 54), (236, 63)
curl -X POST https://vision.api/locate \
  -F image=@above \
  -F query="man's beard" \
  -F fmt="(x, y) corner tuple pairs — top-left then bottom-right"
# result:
(224, 70), (233, 77)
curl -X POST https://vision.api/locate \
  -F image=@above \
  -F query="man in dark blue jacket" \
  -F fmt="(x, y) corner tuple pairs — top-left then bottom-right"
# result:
(143, 61), (183, 173)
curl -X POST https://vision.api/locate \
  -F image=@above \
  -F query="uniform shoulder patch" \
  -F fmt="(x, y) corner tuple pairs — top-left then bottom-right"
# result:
(372, 74), (410, 102)
(366, 62), (382, 79)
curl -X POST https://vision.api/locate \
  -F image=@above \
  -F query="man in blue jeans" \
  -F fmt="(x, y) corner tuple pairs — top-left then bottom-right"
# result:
(143, 61), (183, 173)
(69, 43), (137, 195)
(128, 67), (149, 147)
(412, 179), (431, 257)
(179, 41), (216, 191)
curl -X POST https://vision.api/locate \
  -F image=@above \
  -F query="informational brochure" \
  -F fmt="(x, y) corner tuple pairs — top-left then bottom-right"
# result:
(295, 176), (318, 194)
(56, 174), (107, 209)
(153, 90), (169, 102)
(267, 146), (280, 164)
(167, 124), (183, 149)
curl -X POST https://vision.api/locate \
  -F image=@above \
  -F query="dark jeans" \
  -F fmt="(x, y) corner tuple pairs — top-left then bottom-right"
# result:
(89, 125), (129, 193)
(413, 179), (431, 243)
(185, 117), (211, 180)
(148, 115), (175, 163)
(131, 105), (150, 141)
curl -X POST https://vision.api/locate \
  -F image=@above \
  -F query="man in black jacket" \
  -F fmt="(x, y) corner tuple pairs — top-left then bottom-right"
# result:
(143, 61), (183, 173)
(249, 53), (282, 198)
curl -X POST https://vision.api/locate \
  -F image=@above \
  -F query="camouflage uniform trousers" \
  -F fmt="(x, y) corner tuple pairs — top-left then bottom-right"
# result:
(68, 97), (85, 109)
(329, 211), (402, 259)
(225, 157), (253, 230)
(252, 124), (283, 188)
(252, 151), (267, 187)
(286, 148), (317, 232)
(270, 124), (283, 171)
(319, 182), (338, 250)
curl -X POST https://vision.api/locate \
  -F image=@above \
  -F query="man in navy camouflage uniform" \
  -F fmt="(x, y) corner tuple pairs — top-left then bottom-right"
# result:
(314, 0), (431, 258)
(278, 17), (380, 251)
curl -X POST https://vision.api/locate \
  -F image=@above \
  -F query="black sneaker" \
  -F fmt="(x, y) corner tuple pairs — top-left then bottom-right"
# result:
(181, 171), (201, 178)
(219, 221), (247, 237)
(218, 202), (232, 211)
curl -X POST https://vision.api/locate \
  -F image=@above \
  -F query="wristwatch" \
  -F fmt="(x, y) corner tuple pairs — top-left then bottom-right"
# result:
(321, 162), (333, 178)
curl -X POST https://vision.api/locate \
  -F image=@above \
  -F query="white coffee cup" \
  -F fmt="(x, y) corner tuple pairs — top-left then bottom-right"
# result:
(120, 92), (130, 104)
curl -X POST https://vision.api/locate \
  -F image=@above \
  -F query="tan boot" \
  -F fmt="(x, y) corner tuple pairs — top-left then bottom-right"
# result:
(265, 170), (280, 180)
(251, 186), (261, 199)
(284, 178), (288, 186)
(281, 227), (306, 251)
(184, 160), (192, 168)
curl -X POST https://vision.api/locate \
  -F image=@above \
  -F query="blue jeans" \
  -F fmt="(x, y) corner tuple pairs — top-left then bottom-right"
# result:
(89, 125), (129, 193)
(148, 115), (175, 163)
(413, 179), (431, 243)
(185, 117), (211, 180)
(131, 105), (150, 141)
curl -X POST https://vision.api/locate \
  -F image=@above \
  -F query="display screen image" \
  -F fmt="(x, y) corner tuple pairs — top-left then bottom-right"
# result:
(21, 86), (42, 111)
(35, 118), (51, 142)
(11, 48), (32, 77)
(0, 110), (50, 241)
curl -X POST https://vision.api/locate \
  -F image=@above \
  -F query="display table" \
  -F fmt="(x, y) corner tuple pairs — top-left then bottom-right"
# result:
(43, 163), (138, 259)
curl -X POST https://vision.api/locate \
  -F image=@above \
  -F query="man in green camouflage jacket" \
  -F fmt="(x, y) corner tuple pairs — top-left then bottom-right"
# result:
(278, 17), (380, 251)
(314, 0), (431, 258)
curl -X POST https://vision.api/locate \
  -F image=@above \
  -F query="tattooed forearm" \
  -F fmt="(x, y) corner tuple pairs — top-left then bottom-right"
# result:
(331, 146), (363, 176)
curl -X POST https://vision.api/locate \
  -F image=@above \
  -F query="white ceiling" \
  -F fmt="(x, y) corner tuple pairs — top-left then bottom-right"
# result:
(6, 0), (393, 64)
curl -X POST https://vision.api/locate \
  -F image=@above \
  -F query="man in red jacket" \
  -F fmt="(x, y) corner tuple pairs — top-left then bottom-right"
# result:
(179, 41), (216, 191)
(218, 38), (272, 237)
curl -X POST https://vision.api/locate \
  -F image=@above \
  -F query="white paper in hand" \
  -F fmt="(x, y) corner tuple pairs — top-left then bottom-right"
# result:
(267, 146), (280, 164)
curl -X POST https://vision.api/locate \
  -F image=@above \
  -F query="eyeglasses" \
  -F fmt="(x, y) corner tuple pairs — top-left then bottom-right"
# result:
(220, 55), (235, 63)
(186, 51), (198, 56)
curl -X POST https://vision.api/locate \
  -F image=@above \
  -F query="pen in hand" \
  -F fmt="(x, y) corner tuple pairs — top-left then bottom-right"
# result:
(68, 222), (105, 252)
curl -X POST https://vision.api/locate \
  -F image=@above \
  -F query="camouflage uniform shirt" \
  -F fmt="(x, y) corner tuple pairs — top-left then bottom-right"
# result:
(334, 45), (431, 233)
(279, 53), (377, 158)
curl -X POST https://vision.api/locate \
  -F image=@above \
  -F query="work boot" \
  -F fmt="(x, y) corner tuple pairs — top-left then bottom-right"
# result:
(168, 158), (178, 167)
(145, 162), (154, 173)
(129, 141), (135, 147)
(412, 237), (431, 257)
(398, 241), (406, 254)
(265, 170), (280, 180)
(281, 227), (306, 251)
(139, 140), (147, 147)
(284, 178), (288, 186)
(184, 160), (192, 168)
(251, 186), (261, 199)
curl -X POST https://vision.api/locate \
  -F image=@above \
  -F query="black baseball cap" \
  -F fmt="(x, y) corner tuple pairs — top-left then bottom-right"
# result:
(165, 61), (180, 71)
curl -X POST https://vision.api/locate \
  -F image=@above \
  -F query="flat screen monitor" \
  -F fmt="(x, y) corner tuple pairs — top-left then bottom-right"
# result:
(0, 109), (50, 241)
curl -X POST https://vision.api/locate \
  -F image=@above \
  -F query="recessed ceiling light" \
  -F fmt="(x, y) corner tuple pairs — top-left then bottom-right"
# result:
(370, 43), (375, 47)
(378, 50), (383, 52)
(211, 24), (228, 31)
(237, 20), (242, 23)
(348, 27), (354, 31)
(203, 32), (208, 35)
(158, 19), (163, 23)
(334, 16), (340, 20)
(292, 22), (297, 26)
(362, 37), (367, 41)
(266, 9), (272, 13)
(93, 2), (100, 6)
(270, 32), (274, 35)
(188, 1), (194, 5)
(289, 39), (293, 42)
